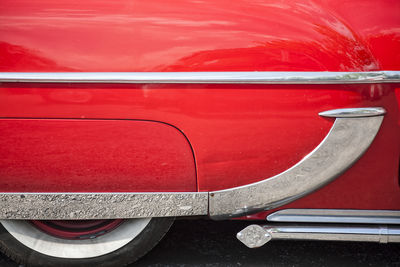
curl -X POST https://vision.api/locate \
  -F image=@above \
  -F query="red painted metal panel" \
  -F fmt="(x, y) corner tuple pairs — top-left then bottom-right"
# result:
(1, 83), (400, 213)
(0, 0), (399, 72)
(0, 119), (197, 192)
(0, 0), (399, 212)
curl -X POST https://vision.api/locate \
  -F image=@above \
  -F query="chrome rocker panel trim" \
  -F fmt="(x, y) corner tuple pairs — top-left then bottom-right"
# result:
(0, 71), (399, 84)
(0, 193), (208, 220)
(0, 108), (386, 219)
(209, 107), (385, 219)
(267, 209), (400, 225)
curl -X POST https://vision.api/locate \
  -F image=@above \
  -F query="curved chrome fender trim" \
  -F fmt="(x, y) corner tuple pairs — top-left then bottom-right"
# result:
(209, 107), (386, 219)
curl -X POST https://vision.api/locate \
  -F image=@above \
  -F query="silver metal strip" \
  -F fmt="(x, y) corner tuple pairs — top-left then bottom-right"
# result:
(0, 193), (208, 220)
(267, 209), (400, 224)
(319, 107), (386, 118)
(236, 224), (400, 248)
(209, 108), (385, 219)
(0, 71), (399, 84)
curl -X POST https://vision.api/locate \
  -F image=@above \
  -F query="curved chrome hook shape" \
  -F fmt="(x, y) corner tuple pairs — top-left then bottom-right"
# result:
(209, 107), (386, 219)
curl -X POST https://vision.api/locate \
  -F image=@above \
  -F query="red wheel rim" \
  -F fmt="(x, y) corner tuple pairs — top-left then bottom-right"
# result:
(31, 219), (124, 240)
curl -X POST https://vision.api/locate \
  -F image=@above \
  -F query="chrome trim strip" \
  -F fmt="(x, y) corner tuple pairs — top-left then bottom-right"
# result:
(209, 108), (385, 219)
(0, 71), (399, 84)
(267, 209), (400, 224)
(319, 107), (386, 118)
(237, 224), (400, 248)
(0, 193), (208, 220)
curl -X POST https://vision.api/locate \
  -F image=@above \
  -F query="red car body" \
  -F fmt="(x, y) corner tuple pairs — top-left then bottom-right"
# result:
(0, 0), (399, 265)
(1, 0), (399, 217)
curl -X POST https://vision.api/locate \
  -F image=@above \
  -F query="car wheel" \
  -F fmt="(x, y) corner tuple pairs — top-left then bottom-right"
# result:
(0, 217), (174, 267)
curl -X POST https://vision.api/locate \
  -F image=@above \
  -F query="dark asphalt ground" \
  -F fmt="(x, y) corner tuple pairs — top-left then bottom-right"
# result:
(1, 219), (399, 266)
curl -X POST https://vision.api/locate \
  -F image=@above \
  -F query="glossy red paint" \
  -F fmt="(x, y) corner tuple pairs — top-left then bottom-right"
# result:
(0, 1), (399, 213)
(0, 119), (197, 192)
(1, 0), (399, 72)
(1, 83), (400, 213)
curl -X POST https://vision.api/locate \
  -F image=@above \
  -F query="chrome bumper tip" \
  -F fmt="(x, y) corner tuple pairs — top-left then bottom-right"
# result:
(236, 225), (272, 248)
(237, 224), (400, 248)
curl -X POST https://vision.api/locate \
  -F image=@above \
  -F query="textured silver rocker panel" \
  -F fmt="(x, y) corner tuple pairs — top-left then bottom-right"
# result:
(0, 193), (208, 220)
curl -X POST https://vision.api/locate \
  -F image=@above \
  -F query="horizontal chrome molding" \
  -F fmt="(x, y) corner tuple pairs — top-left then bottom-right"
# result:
(319, 107), (386, 118)
(0, 71), (399, 84)
(237, 224), (400, 248)
(0, 193), (208, 220)
(209, 108), (385, 219)
(267, 209), (400, 224)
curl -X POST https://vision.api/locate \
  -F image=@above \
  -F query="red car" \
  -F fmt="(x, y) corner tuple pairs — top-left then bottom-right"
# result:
(0, 0), (399, 266)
